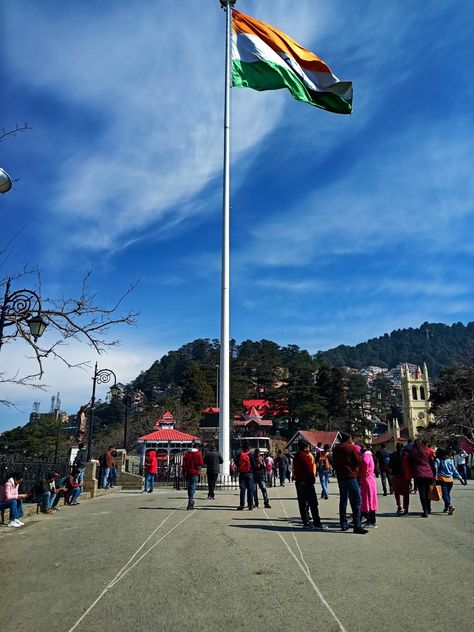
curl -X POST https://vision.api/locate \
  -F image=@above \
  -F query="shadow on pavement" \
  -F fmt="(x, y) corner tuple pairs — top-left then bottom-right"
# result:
(229, 522), (348, 534)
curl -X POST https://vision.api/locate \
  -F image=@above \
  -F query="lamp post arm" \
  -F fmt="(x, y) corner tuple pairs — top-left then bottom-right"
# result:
(0, 279), (44, 351)
(87, 362), (98, 461)
(86, 364), (117, 461)
(0, 278), (11, 351)
(123, 393), (130, 450)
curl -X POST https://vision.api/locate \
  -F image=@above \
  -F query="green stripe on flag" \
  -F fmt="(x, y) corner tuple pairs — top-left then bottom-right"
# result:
(232, 59), (351, 115)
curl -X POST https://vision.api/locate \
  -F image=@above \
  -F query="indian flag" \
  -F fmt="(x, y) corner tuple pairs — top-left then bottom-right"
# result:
(232, 9), (352, 114)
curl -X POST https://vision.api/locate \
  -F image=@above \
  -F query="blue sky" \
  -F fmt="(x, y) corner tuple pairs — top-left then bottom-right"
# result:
(1, 0), (473, 431)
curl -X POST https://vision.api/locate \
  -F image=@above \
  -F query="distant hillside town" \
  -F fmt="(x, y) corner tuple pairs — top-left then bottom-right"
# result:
(1, 319), (473, 461)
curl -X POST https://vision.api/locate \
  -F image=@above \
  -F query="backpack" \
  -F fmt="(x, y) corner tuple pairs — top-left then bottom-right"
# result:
(318, 454), (330, 472)
(239, 451), (251, 474)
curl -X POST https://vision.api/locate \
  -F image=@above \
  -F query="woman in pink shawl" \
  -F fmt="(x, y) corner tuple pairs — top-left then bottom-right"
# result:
(360, 445), (378, 528)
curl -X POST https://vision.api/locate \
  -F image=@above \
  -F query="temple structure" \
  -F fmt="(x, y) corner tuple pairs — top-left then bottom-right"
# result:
(138, 411), (199, 467)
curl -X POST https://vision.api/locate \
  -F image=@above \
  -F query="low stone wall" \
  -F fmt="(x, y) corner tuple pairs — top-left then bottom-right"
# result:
(82, 458), (143, 494)
(0, 486), (120, 524)
(114, 450), (144, 490)
(2, 453), (144, 525)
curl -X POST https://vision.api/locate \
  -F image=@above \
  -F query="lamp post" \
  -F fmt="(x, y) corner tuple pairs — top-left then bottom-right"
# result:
(0, 278), (48, 351)
(215, 364), (219, 408)
(0, 168), (13, 194)
(122, 389), (132, 450)
(86, 362), (117, 461)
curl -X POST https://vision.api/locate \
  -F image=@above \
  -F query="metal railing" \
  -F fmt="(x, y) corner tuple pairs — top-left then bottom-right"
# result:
(0, 461), (70, 494)
(173, 471), (240, 491)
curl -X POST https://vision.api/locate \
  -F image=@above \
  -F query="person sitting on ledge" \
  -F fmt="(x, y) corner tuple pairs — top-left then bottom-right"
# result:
(48, 471), (68, 510)
(0, 471), (29, 528)
(29, 473), (58, 514)
(64, 468), (84, 505)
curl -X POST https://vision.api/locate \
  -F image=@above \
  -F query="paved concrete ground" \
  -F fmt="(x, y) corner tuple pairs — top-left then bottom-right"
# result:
(1, 479), (473, 632)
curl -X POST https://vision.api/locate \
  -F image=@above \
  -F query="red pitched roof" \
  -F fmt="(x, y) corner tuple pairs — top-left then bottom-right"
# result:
(202, 406), (220, 414)
(243, 399), (270, 410)
(245, 405), (262, 419)
(234, 419), (273, 427)
(371, 426), (409, 446)
(289, 430), (340, 448)
(139, 429), (199, 442)
(242, 399), (287, 417)
(153, 410), (176, 429)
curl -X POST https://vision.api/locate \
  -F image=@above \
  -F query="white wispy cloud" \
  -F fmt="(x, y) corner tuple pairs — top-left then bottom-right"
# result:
(241, 117), (474, 268)
(5, 2), (321, 255)
(0, 332), (165, 432)
(254, 278), (325, 293)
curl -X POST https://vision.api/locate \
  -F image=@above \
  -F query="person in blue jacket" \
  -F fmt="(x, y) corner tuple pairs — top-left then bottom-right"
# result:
(434, 448), (465, 515)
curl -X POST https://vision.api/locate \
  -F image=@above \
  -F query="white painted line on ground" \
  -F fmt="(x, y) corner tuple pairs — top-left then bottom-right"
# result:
(107, 498), (187, 586)
(276, 488), (312, 578)
(106, 509), (198, 588)
(66, 499), (208, 632)
(262, 488), (348, 632)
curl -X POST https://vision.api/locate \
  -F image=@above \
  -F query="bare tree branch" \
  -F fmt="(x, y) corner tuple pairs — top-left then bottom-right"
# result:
(0, 269), (139, 402)
(0, 123), (32, 142)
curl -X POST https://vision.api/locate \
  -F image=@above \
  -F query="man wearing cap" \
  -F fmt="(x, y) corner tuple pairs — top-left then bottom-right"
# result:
(292, 440), (328, 531)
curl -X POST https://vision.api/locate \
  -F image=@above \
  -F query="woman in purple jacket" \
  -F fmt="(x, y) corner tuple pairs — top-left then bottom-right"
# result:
(408, 440), (435, 517)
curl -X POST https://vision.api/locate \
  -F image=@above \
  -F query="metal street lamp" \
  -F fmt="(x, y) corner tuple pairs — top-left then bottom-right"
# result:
(122, 389), (132, 450)
(0, 278), (48, 351)
(86, 362), (117, 461)
(0, 168), (13, 194)
(26, 314), (48, 341)
(109, 383), (121, 399)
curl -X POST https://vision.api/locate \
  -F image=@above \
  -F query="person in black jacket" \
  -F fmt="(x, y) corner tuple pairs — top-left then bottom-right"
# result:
(203, 445), (223, 500)
(73, 443), (87, 484)
(30, 473), (57, 514)
(253, 449), (271, 508)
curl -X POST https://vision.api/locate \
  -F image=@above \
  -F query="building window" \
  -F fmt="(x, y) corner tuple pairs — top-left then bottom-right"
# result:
(412, 386), (418, 400)
(420, 386), (425, 400)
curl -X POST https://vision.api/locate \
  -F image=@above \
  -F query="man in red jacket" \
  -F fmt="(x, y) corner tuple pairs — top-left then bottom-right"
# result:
(144, 449), (158, 493)
(182, 442), (204, 510)
(332, 433), (368, 534)
(293, 441), (328, 531)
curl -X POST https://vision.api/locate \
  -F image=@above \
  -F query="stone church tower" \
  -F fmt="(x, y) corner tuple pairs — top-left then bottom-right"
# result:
(400, 363), (432, 439)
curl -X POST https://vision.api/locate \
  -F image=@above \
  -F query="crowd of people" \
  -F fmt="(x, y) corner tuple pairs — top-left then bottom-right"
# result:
(178, 436), (468, 534)
(2, 438), (468, 531)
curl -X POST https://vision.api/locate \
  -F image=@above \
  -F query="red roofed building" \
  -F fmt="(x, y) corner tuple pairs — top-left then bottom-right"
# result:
(242, 399), (284, 418)
(371, 425), (410, 448)
(138, 411), (199, 466)
(287, 430), (341, 454)
(153, 410), (177, 429)
(234, 404), (273, 434)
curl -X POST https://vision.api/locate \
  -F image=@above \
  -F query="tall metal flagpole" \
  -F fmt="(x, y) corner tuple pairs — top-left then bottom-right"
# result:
(219, 0), (235, 476)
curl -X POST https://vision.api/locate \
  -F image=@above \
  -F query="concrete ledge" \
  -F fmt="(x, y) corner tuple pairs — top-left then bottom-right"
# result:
(1, 486), (122, 524)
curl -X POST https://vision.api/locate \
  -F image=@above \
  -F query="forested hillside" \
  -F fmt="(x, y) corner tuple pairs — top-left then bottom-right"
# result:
(2, 321), (472, 460)
(316, 322), (474, 377)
